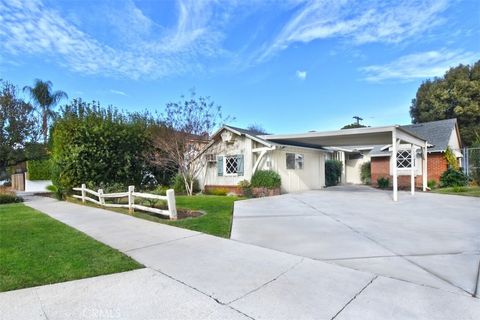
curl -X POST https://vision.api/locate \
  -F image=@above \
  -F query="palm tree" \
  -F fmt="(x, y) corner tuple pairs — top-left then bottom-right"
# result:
(23, 79), (68, 144)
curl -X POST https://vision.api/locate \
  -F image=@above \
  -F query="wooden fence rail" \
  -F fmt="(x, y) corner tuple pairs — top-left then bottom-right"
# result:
(72, 184), (177, 220)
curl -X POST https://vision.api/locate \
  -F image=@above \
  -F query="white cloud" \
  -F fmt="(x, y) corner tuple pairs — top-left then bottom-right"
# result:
(0, 0), (231, 79)
(257, 0), (450, 62)
(359, 49), (479, 82)
(109, 89), (127, 96)
(296, 70), (307, 80)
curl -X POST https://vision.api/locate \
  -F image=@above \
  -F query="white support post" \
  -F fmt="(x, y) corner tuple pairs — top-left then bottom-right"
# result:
(410, 144), (415, 195)
(166, 189), (177, 220)
(392, 130), (398, 201)
(98, 189), (105, 206)
(128, 185), (135, 213)
(422, 141), (428, 191)
(81, 183), (86, 203)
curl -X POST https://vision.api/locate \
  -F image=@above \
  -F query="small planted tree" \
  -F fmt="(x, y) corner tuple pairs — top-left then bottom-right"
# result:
(153, 91), (231, 196)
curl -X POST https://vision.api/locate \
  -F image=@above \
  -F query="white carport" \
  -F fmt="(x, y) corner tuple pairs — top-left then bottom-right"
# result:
(263, 126), (428, 201)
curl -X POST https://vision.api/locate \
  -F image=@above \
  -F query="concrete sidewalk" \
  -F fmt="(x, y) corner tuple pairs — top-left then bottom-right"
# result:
(1, 197), (478, 320)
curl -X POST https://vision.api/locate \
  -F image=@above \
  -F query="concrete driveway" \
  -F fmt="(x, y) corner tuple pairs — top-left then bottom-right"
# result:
(232, 185), (480, 297)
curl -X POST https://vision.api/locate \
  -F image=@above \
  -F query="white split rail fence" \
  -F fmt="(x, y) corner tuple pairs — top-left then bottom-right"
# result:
(72, 184), (177, 220)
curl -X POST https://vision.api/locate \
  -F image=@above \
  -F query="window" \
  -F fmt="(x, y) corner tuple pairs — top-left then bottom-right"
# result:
(396, 150), (414, 169)
(286, 153), (304, 169)
(224, 155), (239, 175)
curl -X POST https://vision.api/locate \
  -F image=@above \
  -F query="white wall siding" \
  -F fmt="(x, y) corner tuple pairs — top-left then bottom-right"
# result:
(265, 147), (326, 193)
(199, 131), (253, 187)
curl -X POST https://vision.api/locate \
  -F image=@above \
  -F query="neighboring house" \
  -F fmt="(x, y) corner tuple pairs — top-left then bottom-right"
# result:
(197, 126), (329, 194)
(196, 119), (461, 199)
(324, 119), (462, 188)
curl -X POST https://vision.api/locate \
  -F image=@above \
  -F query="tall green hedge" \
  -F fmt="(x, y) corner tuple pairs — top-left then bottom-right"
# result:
(51, 100), (153, 191)
(325, 160), (343, 186)
(27, 159), (52, 180)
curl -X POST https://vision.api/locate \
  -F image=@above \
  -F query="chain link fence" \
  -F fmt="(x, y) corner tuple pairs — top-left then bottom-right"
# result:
(462, 147), (480, 181)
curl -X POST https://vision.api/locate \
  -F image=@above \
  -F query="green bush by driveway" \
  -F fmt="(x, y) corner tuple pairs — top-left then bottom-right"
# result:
(0, 203), (142, 292)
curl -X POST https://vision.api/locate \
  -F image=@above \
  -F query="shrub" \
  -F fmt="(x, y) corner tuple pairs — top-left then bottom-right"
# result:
(440, 168), (468, 187)
(27, 159), (52, 180)
(251, 170), (281, 189)
(427, 179), (437, 189)
(0, 192), (23, 204)
(377, 176), (390, 189)
(360, 161), (371, 184)
(237, 179), (252, 198)
(171, 173), (199, 194)
(205, 187), (228, 196)
(325, 160), (343, 186)
(153, 185), (169, 196)
(444, 147), (459, 170)
(46, 185), (65, 200)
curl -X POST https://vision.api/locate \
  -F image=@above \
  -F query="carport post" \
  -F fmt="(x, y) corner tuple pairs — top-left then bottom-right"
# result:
(392, 129), (398, 201)
(411, 144), (415, 195)
(422, 141), (428, 191)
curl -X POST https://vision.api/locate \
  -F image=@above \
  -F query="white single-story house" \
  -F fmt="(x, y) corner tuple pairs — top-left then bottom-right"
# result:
(197, 126), (329, 194)
(196, 119), (463, 201)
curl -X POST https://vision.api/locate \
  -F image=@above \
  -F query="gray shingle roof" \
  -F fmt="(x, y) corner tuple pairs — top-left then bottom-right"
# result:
(370, 119), (458, 156)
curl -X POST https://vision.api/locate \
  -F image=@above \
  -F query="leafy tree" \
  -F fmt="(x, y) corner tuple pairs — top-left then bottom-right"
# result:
(410, 60), (480, 146)
(247, 124), (269, 135)
(152, 91), (232, 196)
(0, 80), (39, 175)
(341, 123), (367, 129)
(23, 79), (68, 144)
(51, 99), (153, 191)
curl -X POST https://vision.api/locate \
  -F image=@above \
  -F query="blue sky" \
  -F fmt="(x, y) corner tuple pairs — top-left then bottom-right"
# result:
(1, 0), (479, 134)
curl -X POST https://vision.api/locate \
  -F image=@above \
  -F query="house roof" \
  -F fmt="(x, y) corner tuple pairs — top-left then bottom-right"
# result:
(370, 119), (459, 156)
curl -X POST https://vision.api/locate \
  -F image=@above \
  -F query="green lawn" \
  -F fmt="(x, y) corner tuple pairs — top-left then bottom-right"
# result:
(432, 186), (480, 197)
(68, 195), (240, 238)
(0, 203), (142, 292)
(166, 196), (239, 238)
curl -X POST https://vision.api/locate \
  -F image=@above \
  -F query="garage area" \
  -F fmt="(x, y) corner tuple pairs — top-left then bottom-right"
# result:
(231, 186), (480, 297)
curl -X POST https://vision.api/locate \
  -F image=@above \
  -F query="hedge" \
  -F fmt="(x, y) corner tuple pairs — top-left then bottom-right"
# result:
(251, 170), (281, 189)
(325, 160), (343, 186)
(27, 159), (52, 181)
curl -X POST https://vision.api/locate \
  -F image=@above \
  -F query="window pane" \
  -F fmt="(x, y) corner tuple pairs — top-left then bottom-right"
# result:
(286, 153), (295, 169)
(225, 156), (238, 174)
(295, 154), (304, 169)
(397, 150), (412, 168)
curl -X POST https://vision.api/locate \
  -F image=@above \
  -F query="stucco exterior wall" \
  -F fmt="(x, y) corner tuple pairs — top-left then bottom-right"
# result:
(345, 154), (371, 184)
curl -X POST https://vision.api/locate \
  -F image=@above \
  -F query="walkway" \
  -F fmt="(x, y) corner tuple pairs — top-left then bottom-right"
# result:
(1, 196), (478, 319)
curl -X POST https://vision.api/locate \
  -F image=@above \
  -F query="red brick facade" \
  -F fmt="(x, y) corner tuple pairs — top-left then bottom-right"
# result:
(371, 153), (448, 188)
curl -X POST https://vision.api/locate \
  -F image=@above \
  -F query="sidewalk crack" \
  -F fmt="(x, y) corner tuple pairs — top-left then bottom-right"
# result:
(227, 258), (305, 305)
(330, 275), (378, 320)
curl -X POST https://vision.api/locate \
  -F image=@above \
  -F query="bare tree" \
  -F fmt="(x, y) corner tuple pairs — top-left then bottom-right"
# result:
(153, 91), (232, 196)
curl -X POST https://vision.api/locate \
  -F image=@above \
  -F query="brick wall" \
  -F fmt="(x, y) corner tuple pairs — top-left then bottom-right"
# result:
(371, 152), (448, 188)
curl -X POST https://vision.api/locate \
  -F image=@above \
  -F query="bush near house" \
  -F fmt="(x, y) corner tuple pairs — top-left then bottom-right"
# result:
(205, 187), (229, 196)
(428, 179), (437, 189)
(171, 173), (200, 194)
(440, 168), (468, 187)
(237, 180), (252, 198)
(377, 176), (390, 189)
(26, 159), (51, 180)
(251, 170), (281, 189)
(360, 161), (371, 184)
(325, 160), (343, 186)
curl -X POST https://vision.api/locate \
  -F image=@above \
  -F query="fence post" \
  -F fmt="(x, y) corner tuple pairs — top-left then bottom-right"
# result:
(81, 184), (86, 203)
(128, 185), (135, 214)
(166, 189), (177, 220)
(98, 189), (105, 206)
